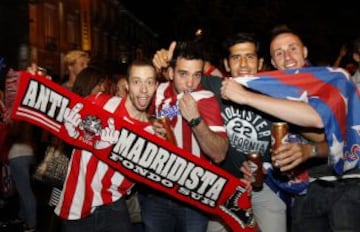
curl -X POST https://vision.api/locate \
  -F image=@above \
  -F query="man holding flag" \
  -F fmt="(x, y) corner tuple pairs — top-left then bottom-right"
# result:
(226, 26), (360, 232)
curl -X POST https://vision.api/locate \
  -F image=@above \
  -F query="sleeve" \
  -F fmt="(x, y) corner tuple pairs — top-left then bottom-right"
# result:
(198, 95), (227, 138)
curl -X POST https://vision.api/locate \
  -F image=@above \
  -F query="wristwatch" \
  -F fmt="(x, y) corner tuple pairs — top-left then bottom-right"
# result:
(189, 116), (202, 128)
(311, 143), (318, 158)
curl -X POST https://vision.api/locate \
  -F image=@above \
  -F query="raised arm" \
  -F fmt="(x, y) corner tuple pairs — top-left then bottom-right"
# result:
(220, 78), (324, 128)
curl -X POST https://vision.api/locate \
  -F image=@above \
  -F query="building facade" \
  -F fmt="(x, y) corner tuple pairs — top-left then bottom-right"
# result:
(0, 0), (158, 79)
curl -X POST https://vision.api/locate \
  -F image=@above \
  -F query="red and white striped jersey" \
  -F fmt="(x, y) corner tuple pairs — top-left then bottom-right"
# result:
(55, 93), (154, 220)
(152, 82), (227, 160)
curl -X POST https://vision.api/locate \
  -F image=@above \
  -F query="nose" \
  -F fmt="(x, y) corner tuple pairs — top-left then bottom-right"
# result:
(186, 76), (194, 89)
(239, 57), (247, 67)
(284, 50), (292, 60)
(140, 83), (148, 93)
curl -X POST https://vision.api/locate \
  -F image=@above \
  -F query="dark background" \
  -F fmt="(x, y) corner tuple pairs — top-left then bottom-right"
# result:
(121, 0), (359, 66)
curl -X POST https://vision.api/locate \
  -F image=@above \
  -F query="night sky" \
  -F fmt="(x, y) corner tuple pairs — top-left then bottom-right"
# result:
(121, 0), (359, 66)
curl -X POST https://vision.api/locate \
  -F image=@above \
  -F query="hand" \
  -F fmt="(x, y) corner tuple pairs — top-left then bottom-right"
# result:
(240, 161), (253, 183)
(220, 79), (250, 104)
(240, 160), (266, 184)
(95, 118), (120, 149)
(272, 143), (309, 171)
(26, 62), (38, 75)
(178, 92), (199, 123)
(152, 119), (167, 139)
(338, 44), (347, 58)
(152, 41), (176, 72)
(240, 177), (253, 194)
(63, 103), (83, 138)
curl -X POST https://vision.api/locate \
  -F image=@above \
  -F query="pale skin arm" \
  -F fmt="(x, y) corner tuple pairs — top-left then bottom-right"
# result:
(301, 129), (326, 143)
(178, 92), (228, 164)
(224, 78), (329, 172)
(220, 79), (324, 128)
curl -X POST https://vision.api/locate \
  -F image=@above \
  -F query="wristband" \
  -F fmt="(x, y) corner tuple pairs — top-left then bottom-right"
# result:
(189, 116), (202, 128)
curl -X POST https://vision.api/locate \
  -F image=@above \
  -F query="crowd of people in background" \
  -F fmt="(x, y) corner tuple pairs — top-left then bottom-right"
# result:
(0, 24), (360, 232)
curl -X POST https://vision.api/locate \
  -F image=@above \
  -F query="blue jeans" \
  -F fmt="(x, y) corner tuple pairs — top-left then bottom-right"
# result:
(292, 179), (360, 232)
(142, 194), (208, 232)
(62, 198), (132, 232)
(9, 156), (37, 227)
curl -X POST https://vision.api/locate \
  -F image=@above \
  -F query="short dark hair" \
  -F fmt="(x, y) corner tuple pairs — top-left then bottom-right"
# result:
(127, 58), (156, 80)
(222, 32), (260, 58)
(169, 41), (205, 68)
(270, 24), (303, 43)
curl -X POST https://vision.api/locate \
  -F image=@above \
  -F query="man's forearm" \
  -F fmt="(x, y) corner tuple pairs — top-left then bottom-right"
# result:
(192, 120), (228, 164)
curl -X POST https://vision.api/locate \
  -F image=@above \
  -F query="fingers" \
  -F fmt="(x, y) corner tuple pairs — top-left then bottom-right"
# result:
(168, 41), (176, 60)
(153, 49), (169, 70)
(27, 63), (38, 75)
(107, 117), (115, 131)
(178, 94), (199, 123)
(240, 161), (252, 177)
(63, 103), (83, 138)
(272, 143), (304, 171)
(153, 120), (167, 139)
(279, 159), (302, 172)
(220, 80), (228, 100)
(64, 103), (83, 125)
(152, 41), (176, 71)
(71, 103), (83, 115)
(101, 118), (120, 144)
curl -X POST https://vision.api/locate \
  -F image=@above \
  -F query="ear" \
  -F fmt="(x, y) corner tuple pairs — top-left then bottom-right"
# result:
(271, 58), (277, 69)
(303, 46), (308, 59)
(168, 67), (175, 81)
(223, 58), (230, 72)
(258, 58), (264, 71)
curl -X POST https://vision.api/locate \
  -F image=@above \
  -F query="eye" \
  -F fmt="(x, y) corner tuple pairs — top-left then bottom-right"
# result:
(147, 79), (155, 86)
(290, 46), (298, 52)
(230, 55), (240, 61)
(178, 71), (187, 77)
(246, 54), (257, 60)
(274, 50), (284, 58)
(194, 73), (202, 79)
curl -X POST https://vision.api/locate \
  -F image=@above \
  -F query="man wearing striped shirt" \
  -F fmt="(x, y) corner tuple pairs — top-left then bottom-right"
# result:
(55, 59), (159, 232)
(142, 41), (228, 232)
